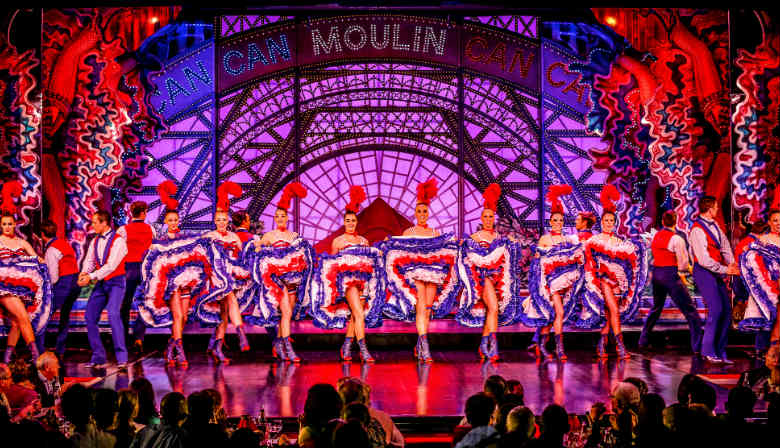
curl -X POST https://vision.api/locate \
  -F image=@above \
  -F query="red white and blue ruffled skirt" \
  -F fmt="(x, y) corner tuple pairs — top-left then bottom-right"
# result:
(241, 238), (315, 326)
(195, 241), (254, 326)
(0, 256), (53, 336)
(738, 241), (780, 332)
(136, 235), (228, 327)
(309, 245), (386, 329)
(378, 233), (460, 321)
(574, 235), (649, 329)
(455, 237), (523, 328)
(520, 241), (585, 328)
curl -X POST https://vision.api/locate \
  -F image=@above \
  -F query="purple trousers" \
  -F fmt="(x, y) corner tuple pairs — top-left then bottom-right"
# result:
(693, 264), (731, 359)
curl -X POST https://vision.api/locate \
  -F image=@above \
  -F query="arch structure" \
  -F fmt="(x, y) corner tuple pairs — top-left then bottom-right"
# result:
(129, 14), (607, 239)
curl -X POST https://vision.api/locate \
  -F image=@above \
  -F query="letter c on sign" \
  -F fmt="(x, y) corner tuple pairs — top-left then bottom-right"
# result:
(465, 37), (488, 62)
(224, 50), (245, 76)
(546, 62), (567, 88)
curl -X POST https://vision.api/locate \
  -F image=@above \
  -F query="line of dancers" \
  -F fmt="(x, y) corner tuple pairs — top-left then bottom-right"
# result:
(1, 178), (778, 369)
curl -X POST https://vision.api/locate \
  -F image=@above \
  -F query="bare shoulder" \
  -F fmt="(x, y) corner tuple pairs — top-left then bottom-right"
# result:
(402, 227), (414, 236)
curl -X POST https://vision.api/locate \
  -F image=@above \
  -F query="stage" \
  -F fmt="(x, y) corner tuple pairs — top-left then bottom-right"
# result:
(57, 333), (765, 418)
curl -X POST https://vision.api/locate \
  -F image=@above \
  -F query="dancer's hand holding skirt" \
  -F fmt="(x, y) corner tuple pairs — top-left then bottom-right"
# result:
(194, 240), (254, 326)
(242, 238), (315, 326)
(573, 235), (649, 329)
(309, 246), (386, 329)
(455, 237), (523, 327)
(738, 240), (780, 332)
(378, 233), (460, 321)
(520, 241), (585, 328)
(0, 256), (53, 336)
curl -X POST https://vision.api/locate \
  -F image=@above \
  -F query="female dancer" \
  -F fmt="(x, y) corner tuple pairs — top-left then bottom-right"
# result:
(255, 182), (310, 362)
(392, 179), (458, 363)
(739, 188), (780, 348)
(203, 182), (251, 363)
(137, 181), (196, 366)
(529, 185), (583, 361)
(575, 212), (597, 241)
(0, 181), (48, 362)
(461, 183), (518, 362)
(331, 186), (375, 362)
(583, 185), (647, 360)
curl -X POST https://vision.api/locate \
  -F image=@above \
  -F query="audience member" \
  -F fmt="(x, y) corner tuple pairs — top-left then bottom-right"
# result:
(115, 389), (140, 448)
(505, 380), (524, 398)
(130, 378), (159, 427)
(32, 351), (62, 408)
(0, 362), (38, 420)
(721, 386), (758, 446)
(337, 376), (403, 447)
(62, 383), (116, 448)
(343, 402), (386, 448)
(637, 393), (668, 447)
(130, 391), (188, 448)
(298, 383), (344, 448)
(202, 388), (230, 431)
(483, 375), (507, 405)
(333, 419), (371, 448)
(500, 405), (534, 447)
(526, 404), (569, 448)
(454, 392), (499, 448)
(230, 427), (261, 447)
(93, 388), (119, 432)
(183, 391), (229, 445)
(623, 377), (648, 397)
(688, 379), (717, 414)
(738, 344), (780, 400)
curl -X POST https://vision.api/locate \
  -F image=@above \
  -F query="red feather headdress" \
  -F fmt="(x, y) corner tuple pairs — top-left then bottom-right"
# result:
(157, 180), (178, 211)
(483, 183), (501, 212)
(547, 184), (572, 215)
(217, 181), (242, 212)
(416, 179), (438, 206)
(0, 181), (23, 216)
(278, 182), (307, 211)
(600, 184), (620, 214)
(346, 185), (366, 214)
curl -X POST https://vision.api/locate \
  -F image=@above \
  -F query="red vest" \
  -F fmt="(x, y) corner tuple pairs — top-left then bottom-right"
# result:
(236, 230), (253, 243)
(48, 238), (78, 278)
(691, 221), (724, 265)
(93, 232), (126, 281)
(123, 221), (154, 263)
(651, 228), (678, 267)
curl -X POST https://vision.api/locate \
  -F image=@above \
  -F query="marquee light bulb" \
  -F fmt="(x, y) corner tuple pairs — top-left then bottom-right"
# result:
(150, 16), (159, 24)
(605, 16), (617, 27)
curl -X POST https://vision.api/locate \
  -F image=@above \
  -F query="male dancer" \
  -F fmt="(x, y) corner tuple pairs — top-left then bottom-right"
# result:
(638, 210), (703, 352)
(41, 220), (81, 357)
(690, 196), (739, 364)
(78, 211), (129, 368)
(117, 201), (154, 352)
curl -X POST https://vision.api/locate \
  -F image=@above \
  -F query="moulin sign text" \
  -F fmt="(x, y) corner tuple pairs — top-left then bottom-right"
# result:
(150, 16), (588, 121)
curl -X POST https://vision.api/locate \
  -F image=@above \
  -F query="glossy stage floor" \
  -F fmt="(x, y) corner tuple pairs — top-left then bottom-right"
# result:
(57, 331), (766, 417)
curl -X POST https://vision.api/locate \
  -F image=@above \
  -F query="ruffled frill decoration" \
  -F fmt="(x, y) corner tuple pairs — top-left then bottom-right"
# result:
(455, 237), (523, 328)
(573, 234), (649, 329)
(378, 233), (460, 321)
(738, 240), (780, 332)
(136, 235), (227, 327)
(195, 240), (253, 326)
(520, 241), (585, 328)
(0, 256), (53, 336)
(242, 238), (315, 326)
(309, 245), (386, 329)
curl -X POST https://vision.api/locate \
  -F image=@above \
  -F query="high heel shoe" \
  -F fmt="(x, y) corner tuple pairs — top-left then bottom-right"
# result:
(206, 334), (216, 355)
(615, 332), (630, 360)
(165, 338), (176, 365)
(210, 338), (231, 364)
(340, 337), (353, 362)
(237, 325), (250, 352)
(417, 334), (433, 363)
(539, 333), (553, 360)
(554, 333), (567, 361)
(283, 336), (300, 363)
(174, 339), (188, 367)
(488, 333), (500, 362)
(478, 335), (490, 361)
(272, 337), (285, 361)
(596, 333), (609, 359)
(357, 338), (374, 363)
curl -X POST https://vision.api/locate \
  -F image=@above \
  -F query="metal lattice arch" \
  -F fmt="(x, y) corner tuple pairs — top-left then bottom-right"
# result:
(132, 15), (608, 240)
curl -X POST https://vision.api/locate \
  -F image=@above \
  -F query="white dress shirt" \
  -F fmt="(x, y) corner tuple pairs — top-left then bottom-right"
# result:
(689, 217), (734, 274)
(82, 230), (128, 281)
(44, 245), (64, 285)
